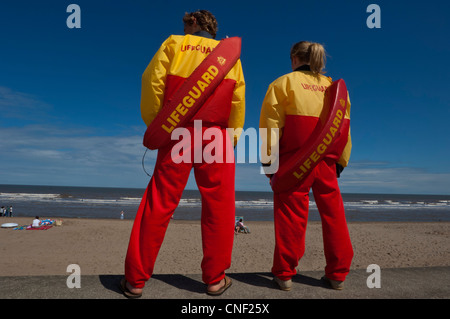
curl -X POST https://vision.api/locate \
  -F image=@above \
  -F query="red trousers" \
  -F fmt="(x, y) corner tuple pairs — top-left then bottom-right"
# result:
(125, 126), (235, 288)
(272, 159), (353, 282)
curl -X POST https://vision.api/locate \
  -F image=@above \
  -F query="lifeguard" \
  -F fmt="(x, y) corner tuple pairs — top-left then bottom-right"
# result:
(260, 41), (353, 291)
(123, 10), (245, 299)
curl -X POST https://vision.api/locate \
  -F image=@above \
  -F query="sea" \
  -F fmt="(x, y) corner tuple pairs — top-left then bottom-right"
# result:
(0, 184), (449, 222)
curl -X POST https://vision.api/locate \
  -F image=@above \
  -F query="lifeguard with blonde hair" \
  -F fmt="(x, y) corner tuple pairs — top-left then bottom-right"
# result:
(260, 41), (353, 291)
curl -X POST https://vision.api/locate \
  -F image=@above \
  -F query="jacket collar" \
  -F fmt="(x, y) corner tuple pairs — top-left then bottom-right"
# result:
(294, 65), (311, 72)
(193, 30), (213, 39)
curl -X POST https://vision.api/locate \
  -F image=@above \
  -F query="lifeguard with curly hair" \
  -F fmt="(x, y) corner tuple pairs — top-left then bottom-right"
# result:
(121, 10), (245, 298)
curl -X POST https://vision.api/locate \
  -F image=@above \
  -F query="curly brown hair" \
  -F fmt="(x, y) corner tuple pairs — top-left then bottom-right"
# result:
(183, 10), (218, 39)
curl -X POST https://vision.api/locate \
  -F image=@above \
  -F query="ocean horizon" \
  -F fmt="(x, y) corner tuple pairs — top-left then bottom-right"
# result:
(1, 184), (449, 222)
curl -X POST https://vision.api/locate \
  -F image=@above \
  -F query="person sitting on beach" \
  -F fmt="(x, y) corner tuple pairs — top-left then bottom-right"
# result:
(235, 219), (250, 234)
(32, 216), (41, 228)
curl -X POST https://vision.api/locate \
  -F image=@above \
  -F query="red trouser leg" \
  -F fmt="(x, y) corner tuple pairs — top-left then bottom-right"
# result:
(272, 159), (353, 282)
(125, 126), (235, 287)
(195, 157), (235, 285)
(125, 143), (192, 289)
(195, 126), (235, 285)
(312, 160), (353, 282)
(272, 169), (314, 281)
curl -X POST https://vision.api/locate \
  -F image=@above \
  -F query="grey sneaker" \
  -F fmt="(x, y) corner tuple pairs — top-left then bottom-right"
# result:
(273, 276), (292, 291)
(321, 276), (344, 290)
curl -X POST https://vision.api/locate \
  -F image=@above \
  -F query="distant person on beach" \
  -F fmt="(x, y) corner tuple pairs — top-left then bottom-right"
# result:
(0, 206), (5, 217)
(122, 10), (245, 298)
(7, 206), (13, 217)
(32, 216), (41, 228)
(235, 218), (250, 234)
(260, 41), (353, 291)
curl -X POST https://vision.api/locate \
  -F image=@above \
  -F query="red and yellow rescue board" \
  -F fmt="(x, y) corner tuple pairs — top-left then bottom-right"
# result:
(270, 79), (348, 194)
(143, 37), (242, 150)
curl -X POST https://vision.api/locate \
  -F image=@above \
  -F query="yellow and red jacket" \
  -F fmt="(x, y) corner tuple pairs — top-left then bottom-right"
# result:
(141, 34), (245, 145)
(260, 67), (351, 168)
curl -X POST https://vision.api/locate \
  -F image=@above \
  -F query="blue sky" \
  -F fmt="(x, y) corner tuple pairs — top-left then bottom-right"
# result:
(0, 0), (449, 195)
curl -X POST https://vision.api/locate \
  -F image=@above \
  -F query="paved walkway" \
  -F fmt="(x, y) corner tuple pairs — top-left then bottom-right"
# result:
(1, 266), (448, 299)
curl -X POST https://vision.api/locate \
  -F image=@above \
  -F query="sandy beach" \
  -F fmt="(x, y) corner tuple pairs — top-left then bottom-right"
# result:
(0, 217), (449, 278)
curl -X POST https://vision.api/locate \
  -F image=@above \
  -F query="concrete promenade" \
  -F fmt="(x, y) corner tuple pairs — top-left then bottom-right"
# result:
(1, 266), (448, 299)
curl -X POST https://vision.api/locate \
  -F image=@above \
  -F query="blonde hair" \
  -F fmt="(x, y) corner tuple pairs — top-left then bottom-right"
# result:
(290, 41), (326, 74)
(183, 10), (218, 39)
